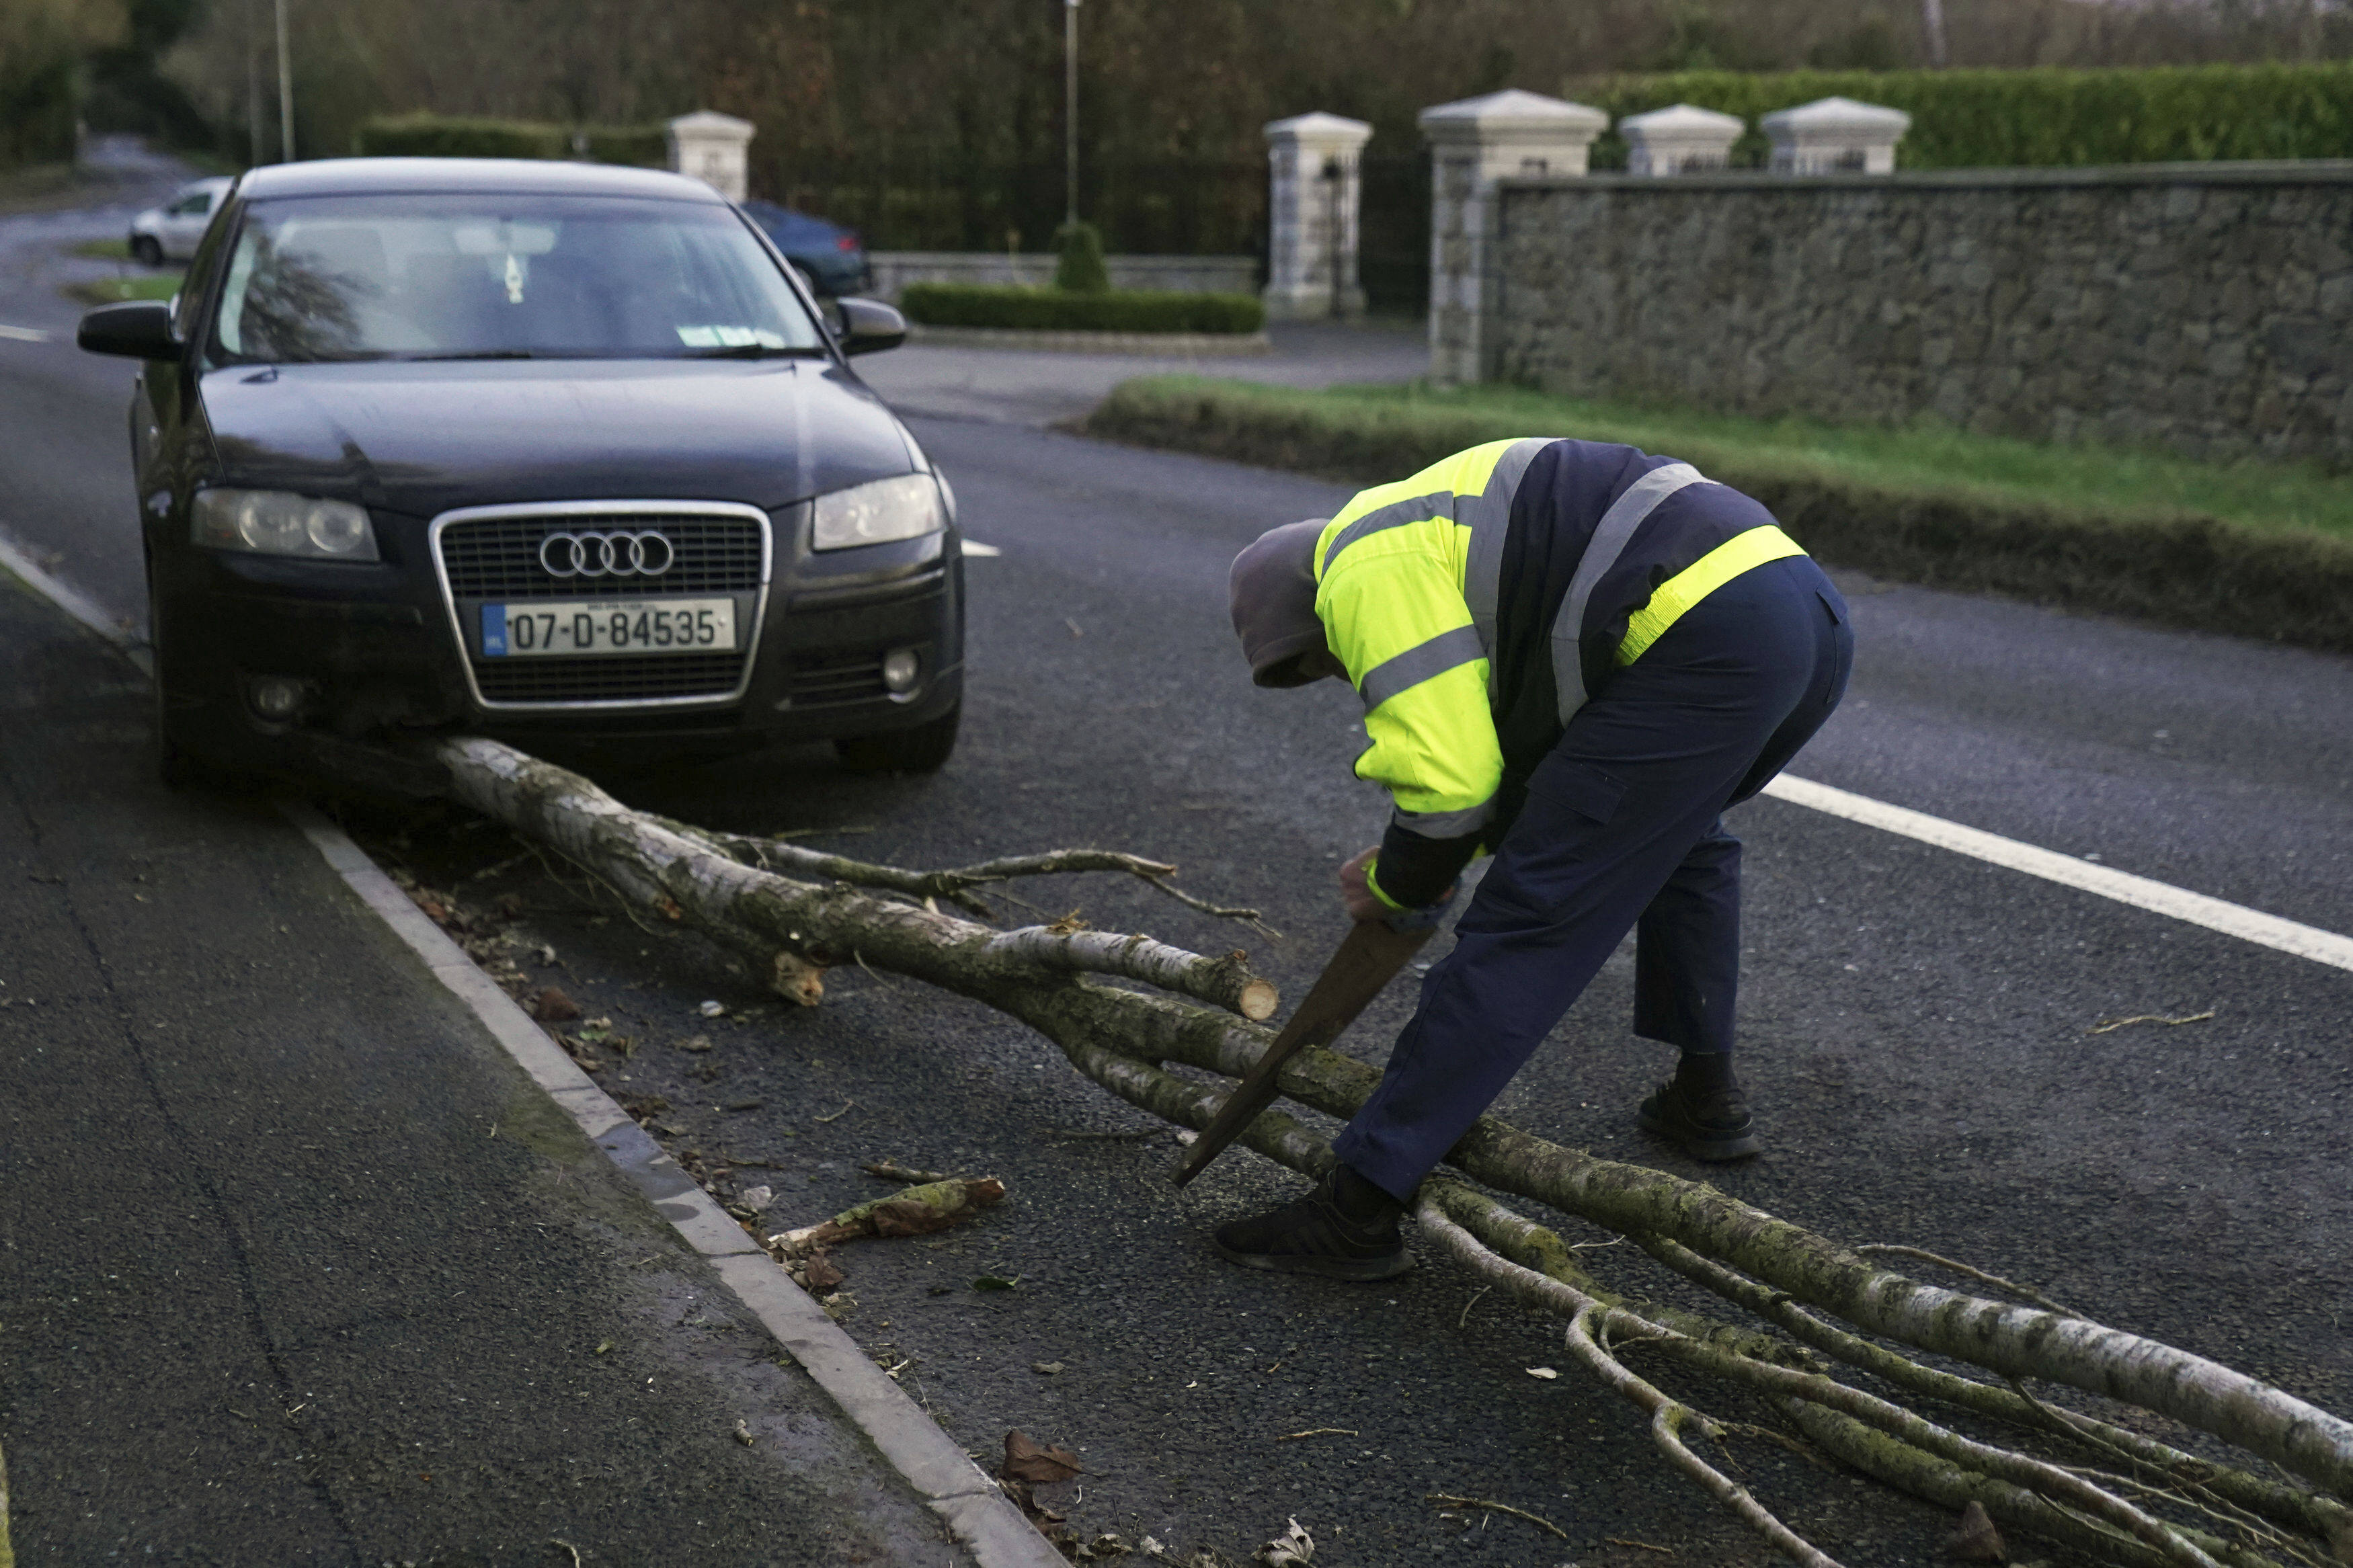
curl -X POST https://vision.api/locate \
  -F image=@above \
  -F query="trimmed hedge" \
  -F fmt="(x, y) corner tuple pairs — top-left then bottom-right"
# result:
(900, 283), (1264, 335)
(1082, 379), (2353, 655)
(352, 114), (666, 166)
(577, 125), (668, 167)
(1581, 61), (2353, 170)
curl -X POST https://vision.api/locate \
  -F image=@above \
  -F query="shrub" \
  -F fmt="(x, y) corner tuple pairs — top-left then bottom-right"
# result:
(352, 114), (667, 167)
(354, 114), (567, 161)
(900, 283), (1263, 335)
(576, 125), (668, 168)
(1053, 220), (1110, 293)
(1578, 60), (2353, 170)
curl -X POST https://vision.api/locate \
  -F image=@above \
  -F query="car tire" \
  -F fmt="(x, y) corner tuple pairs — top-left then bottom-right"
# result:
(834, 702), (959, 775)
(130, 235), (164, 268)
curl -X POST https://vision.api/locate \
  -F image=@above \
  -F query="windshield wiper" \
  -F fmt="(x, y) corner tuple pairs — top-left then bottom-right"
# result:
(682, 343), (822, 360)
(397, 349), (541, 362)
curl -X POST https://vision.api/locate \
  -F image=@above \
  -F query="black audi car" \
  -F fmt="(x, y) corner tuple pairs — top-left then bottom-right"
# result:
(77, 157), (963, 786)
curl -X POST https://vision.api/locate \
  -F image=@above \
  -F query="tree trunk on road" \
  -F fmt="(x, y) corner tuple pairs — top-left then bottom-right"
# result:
(424, 733), (2353, 1567)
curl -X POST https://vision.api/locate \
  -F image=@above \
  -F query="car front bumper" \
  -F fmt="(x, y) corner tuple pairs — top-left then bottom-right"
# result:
(151, 498), (964, 775)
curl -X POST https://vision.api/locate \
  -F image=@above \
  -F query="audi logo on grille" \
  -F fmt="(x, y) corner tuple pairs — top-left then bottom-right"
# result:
(538, 529), (676, 578)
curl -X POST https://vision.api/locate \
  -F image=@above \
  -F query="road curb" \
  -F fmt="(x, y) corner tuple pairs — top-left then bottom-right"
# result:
(280, 802), (1065, 1568)
(0, 526), (151, 676)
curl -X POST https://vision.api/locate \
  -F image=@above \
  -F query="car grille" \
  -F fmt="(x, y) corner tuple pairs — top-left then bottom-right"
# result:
(436, 507), (768, 708)
(789, 653), (889, 708)
(437, 514), (766, 600)
(474, 651), (748, 704)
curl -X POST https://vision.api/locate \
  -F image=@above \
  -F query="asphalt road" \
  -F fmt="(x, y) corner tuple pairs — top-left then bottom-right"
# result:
(5, 163), (2350, 1565)
(366, 418), (2352, 1566)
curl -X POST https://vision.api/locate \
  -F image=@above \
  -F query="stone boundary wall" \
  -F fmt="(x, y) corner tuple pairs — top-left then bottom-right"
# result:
(1492, 161), (2353, 464)
(867, 253), (1258, 301)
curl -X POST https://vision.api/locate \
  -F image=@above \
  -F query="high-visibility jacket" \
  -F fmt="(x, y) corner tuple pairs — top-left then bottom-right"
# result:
(1314, 438), (1806, 911)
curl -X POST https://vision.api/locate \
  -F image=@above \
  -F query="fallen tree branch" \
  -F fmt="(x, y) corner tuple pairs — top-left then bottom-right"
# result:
(769, 1175), (1006, 1252)
(1425, 1495), (1572, 1541)
(685, 825), (1275, 934)
(1853, 1242), (2081, 1318)
(1413, 1199), (1842, 1567)
(1127, 1006), (2353, 1503)
(1633, 1235), (2353, 1552)
(980, 927), (1278, 1020)
(999, 1016), (2246, 1567)
(1412, 1188), (2225, 1568)
(418, 734), (2353, 1565)
(1782, 1403), (2292, 1568)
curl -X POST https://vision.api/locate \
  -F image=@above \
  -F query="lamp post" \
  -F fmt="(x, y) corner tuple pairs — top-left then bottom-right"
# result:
(1064, 0), (1080, 229)
(245, 0), (264, 167)
(274, 0), (294, 161)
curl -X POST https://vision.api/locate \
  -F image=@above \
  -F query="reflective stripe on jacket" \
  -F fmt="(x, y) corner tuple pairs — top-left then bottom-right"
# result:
(1314, 438), (1804, 907)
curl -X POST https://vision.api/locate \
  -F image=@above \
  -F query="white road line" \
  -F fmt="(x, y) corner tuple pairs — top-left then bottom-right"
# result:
(0, 324), (52, 342)
(1765, 774), (2353, 974)
(961, 540), (1003, 556)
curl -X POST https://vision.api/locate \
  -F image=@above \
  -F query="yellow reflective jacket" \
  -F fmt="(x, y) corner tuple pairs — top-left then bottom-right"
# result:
(1313, 438), (1805, 909)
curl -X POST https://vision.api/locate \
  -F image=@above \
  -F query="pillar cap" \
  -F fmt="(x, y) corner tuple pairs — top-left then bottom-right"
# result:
(1265, 111), (1373, 147)
(1619, 102), (1745, 137)
(666, 110), (756, 138)
(1419, 89), (1607, 144)
(1759, 96), (1912, 137)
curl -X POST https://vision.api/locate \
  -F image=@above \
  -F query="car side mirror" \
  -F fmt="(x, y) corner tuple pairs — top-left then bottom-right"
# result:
(79, 300), (182, 361)
(834, 296), (906, 357)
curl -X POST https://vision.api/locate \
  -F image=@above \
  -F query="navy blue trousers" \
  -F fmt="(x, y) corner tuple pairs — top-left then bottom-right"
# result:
(1332, 554), (1853, 1200)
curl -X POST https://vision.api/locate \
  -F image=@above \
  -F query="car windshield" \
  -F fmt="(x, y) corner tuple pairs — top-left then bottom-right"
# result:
(209, 193), (826, 364)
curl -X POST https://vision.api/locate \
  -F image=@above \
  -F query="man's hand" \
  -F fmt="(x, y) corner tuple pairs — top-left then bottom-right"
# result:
(1338, 846), (1386, 923)
(1341, 845), (1460, 927)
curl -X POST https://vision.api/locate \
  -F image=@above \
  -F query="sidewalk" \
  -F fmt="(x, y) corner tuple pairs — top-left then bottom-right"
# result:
(0, 575), (984, 1563)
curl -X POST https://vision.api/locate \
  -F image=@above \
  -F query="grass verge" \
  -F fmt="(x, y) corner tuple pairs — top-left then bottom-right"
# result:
(1084, 377), (2353, 655)
(70, 237), (132, 260)
(64, 274), (181, 306)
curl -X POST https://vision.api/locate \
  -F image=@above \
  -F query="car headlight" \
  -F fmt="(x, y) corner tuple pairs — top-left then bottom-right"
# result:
(810, 474), (944, 551)
(192, 489), (379, 561)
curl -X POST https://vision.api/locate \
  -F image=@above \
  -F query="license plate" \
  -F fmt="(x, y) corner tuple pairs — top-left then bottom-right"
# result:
(480, 598), (737, 658)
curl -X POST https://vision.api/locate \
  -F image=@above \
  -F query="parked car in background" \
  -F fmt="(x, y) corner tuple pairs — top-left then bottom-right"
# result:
(78, 157), (960, 787)
(128, 176), (234, 265)
(739, 200), (871, 297)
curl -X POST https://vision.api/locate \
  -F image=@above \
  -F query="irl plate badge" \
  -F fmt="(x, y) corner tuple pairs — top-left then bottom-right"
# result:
(481, 604), (509, 657)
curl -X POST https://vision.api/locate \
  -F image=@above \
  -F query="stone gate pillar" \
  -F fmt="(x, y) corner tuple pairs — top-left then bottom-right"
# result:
(1419, 89), (1607, 383)
(667, 111), (756, 202)
(1263, 113), (1374, 320)
(1763, 97), (1911, 175)
(1620, 103), (1745, 176)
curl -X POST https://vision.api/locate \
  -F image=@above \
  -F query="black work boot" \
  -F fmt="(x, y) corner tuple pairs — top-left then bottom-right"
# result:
(1638, 1054), (1761, 1161)
(1213, 1164), (1412, 1280)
